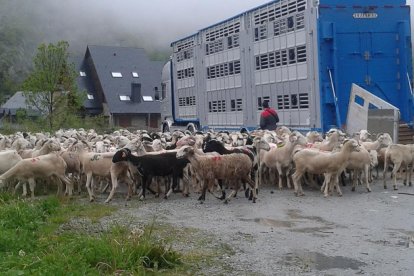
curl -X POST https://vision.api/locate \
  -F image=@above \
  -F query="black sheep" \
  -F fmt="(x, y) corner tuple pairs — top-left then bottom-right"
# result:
(112, 148), (189, 199)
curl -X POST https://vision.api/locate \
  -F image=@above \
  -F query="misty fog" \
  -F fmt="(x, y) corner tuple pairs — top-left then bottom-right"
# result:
(0, 0), (269, 57)
(0, 0), (413, 58)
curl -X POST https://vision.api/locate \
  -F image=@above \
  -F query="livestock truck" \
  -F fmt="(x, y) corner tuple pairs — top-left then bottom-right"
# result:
(160, 0), (413, 133)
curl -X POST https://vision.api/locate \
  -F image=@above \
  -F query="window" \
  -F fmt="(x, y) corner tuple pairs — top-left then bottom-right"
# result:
(254, 27), (259, 41)
(275, 51), (281, 66)
(281, 49), (288, 66)
(255, 56), (260, 70)
(253, 0), (306, 26)
(233, 35), (240, 48)
(227, 36), (233, 49)
(179, 96), (196, 106)
(209, 100), (226, 112)
(112, 72), (122, 78)
(296, 13), (305, 30)
(206, 60), (241, 79)
(277, 95), (284, 110)
(260, 54), (269, 69)
(234, 61), (241, 74)
(299, 93), (309, 108)
(258, 96), (270, 110)
(132, 72), (139, 78)
(80, 71), (86, 77)
(206, 39), (224, 55)
(119, 95), (130, 101)
(177, 67), (194, 79)
(291, 94), (298, 108)
(142, 96), (153, 102)
(231, 99), (243, 111)
(205, 20), (240, 42)
(287, 16), (295, 32)
(297, 45), (307, 63)
(87, 94), (94, 100)
(269, 52), (275, 68)
(283, 95), (290, 109)
(289, 48), (296, 64)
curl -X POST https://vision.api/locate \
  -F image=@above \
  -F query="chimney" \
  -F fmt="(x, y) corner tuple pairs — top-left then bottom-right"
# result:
(131, 83), (141, 102)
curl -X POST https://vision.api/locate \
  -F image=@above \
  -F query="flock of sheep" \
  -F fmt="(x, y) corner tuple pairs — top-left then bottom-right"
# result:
(0, 126), (412, 204)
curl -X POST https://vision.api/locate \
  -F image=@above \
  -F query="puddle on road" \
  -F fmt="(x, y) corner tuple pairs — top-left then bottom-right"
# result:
(290, 226), (334, 234)
(286, 209), (333, 225)
(240, 218), (295, 228)
(281, 251), (366, 271)
(240, 209), (344, 234)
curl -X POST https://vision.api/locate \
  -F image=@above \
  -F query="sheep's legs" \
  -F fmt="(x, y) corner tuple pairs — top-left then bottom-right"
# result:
(364, 166), (371, 192)
(276, 164), (283, 190)
(292, 172), (305, 196)
(404, 164), (413, 187)
(383, 158), (389, 189)
(391, 162), (401, 190)
(198, 180), (211, 203)
(334, 176), (342, 196)
(85, 172), (95, 202)
(28, 178), (36, 199)
(224, 189), (237, 204)
(105, 173), (118, 203)
(351, 170), (357, 192)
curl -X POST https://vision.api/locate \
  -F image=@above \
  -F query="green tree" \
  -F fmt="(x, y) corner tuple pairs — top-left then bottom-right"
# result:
(22, 41), (84, 130)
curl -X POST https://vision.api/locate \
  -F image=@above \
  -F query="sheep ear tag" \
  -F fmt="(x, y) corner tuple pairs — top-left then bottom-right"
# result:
(121, 151), (126, 158)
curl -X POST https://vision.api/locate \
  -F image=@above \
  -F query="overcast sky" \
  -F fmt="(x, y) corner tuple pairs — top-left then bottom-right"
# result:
(83, 0), (414, 46)
(74, 0), (271, 48)
(25, 0), (414, 54)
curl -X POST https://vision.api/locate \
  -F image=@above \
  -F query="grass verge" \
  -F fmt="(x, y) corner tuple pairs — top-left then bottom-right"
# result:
(0, 193), (183, 275)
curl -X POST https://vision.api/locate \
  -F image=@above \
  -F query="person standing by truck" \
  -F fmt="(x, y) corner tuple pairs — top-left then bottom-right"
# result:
(259, 100), (279, 130)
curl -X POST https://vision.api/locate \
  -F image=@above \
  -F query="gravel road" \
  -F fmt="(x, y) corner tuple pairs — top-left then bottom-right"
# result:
(90, 180), (414, 276)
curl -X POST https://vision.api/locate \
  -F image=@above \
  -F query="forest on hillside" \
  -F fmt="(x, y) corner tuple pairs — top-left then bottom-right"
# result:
(0, 0), (170, 103)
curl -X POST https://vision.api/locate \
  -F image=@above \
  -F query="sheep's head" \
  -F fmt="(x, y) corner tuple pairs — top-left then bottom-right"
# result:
(176, 145), (194, 159)
(176, 136), (196, 149)
(254, 137), (271, 151)
(112, 148), (131, 163)
(306, 131), (323, 143)
(343, 139), (360, 152)
(47, 139), (61, 152)
(359, 129), (371, 141)
(202, 139), (224, 153)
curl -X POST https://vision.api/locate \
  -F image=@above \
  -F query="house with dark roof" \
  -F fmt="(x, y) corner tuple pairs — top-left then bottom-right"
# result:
(77, 45), (164, 129)
(0, 91), (41, 124)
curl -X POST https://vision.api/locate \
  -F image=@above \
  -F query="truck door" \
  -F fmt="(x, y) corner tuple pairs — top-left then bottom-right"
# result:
(335, 31), (398, 118)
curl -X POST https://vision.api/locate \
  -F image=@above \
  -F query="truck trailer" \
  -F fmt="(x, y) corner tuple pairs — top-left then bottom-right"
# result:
(160, 0), (413, 133)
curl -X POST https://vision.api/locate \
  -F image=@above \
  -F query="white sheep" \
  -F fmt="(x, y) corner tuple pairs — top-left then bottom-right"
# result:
(361, 133), (392, 151)
(310, 129), (344, 151)
(383, 144), (414, 190)
(0, 152), (73, 198)
(262, 132), (307, 190)
(345, 146), (375, 193)
(292, 139), (360, 196)
(72, 140), (132, 202)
